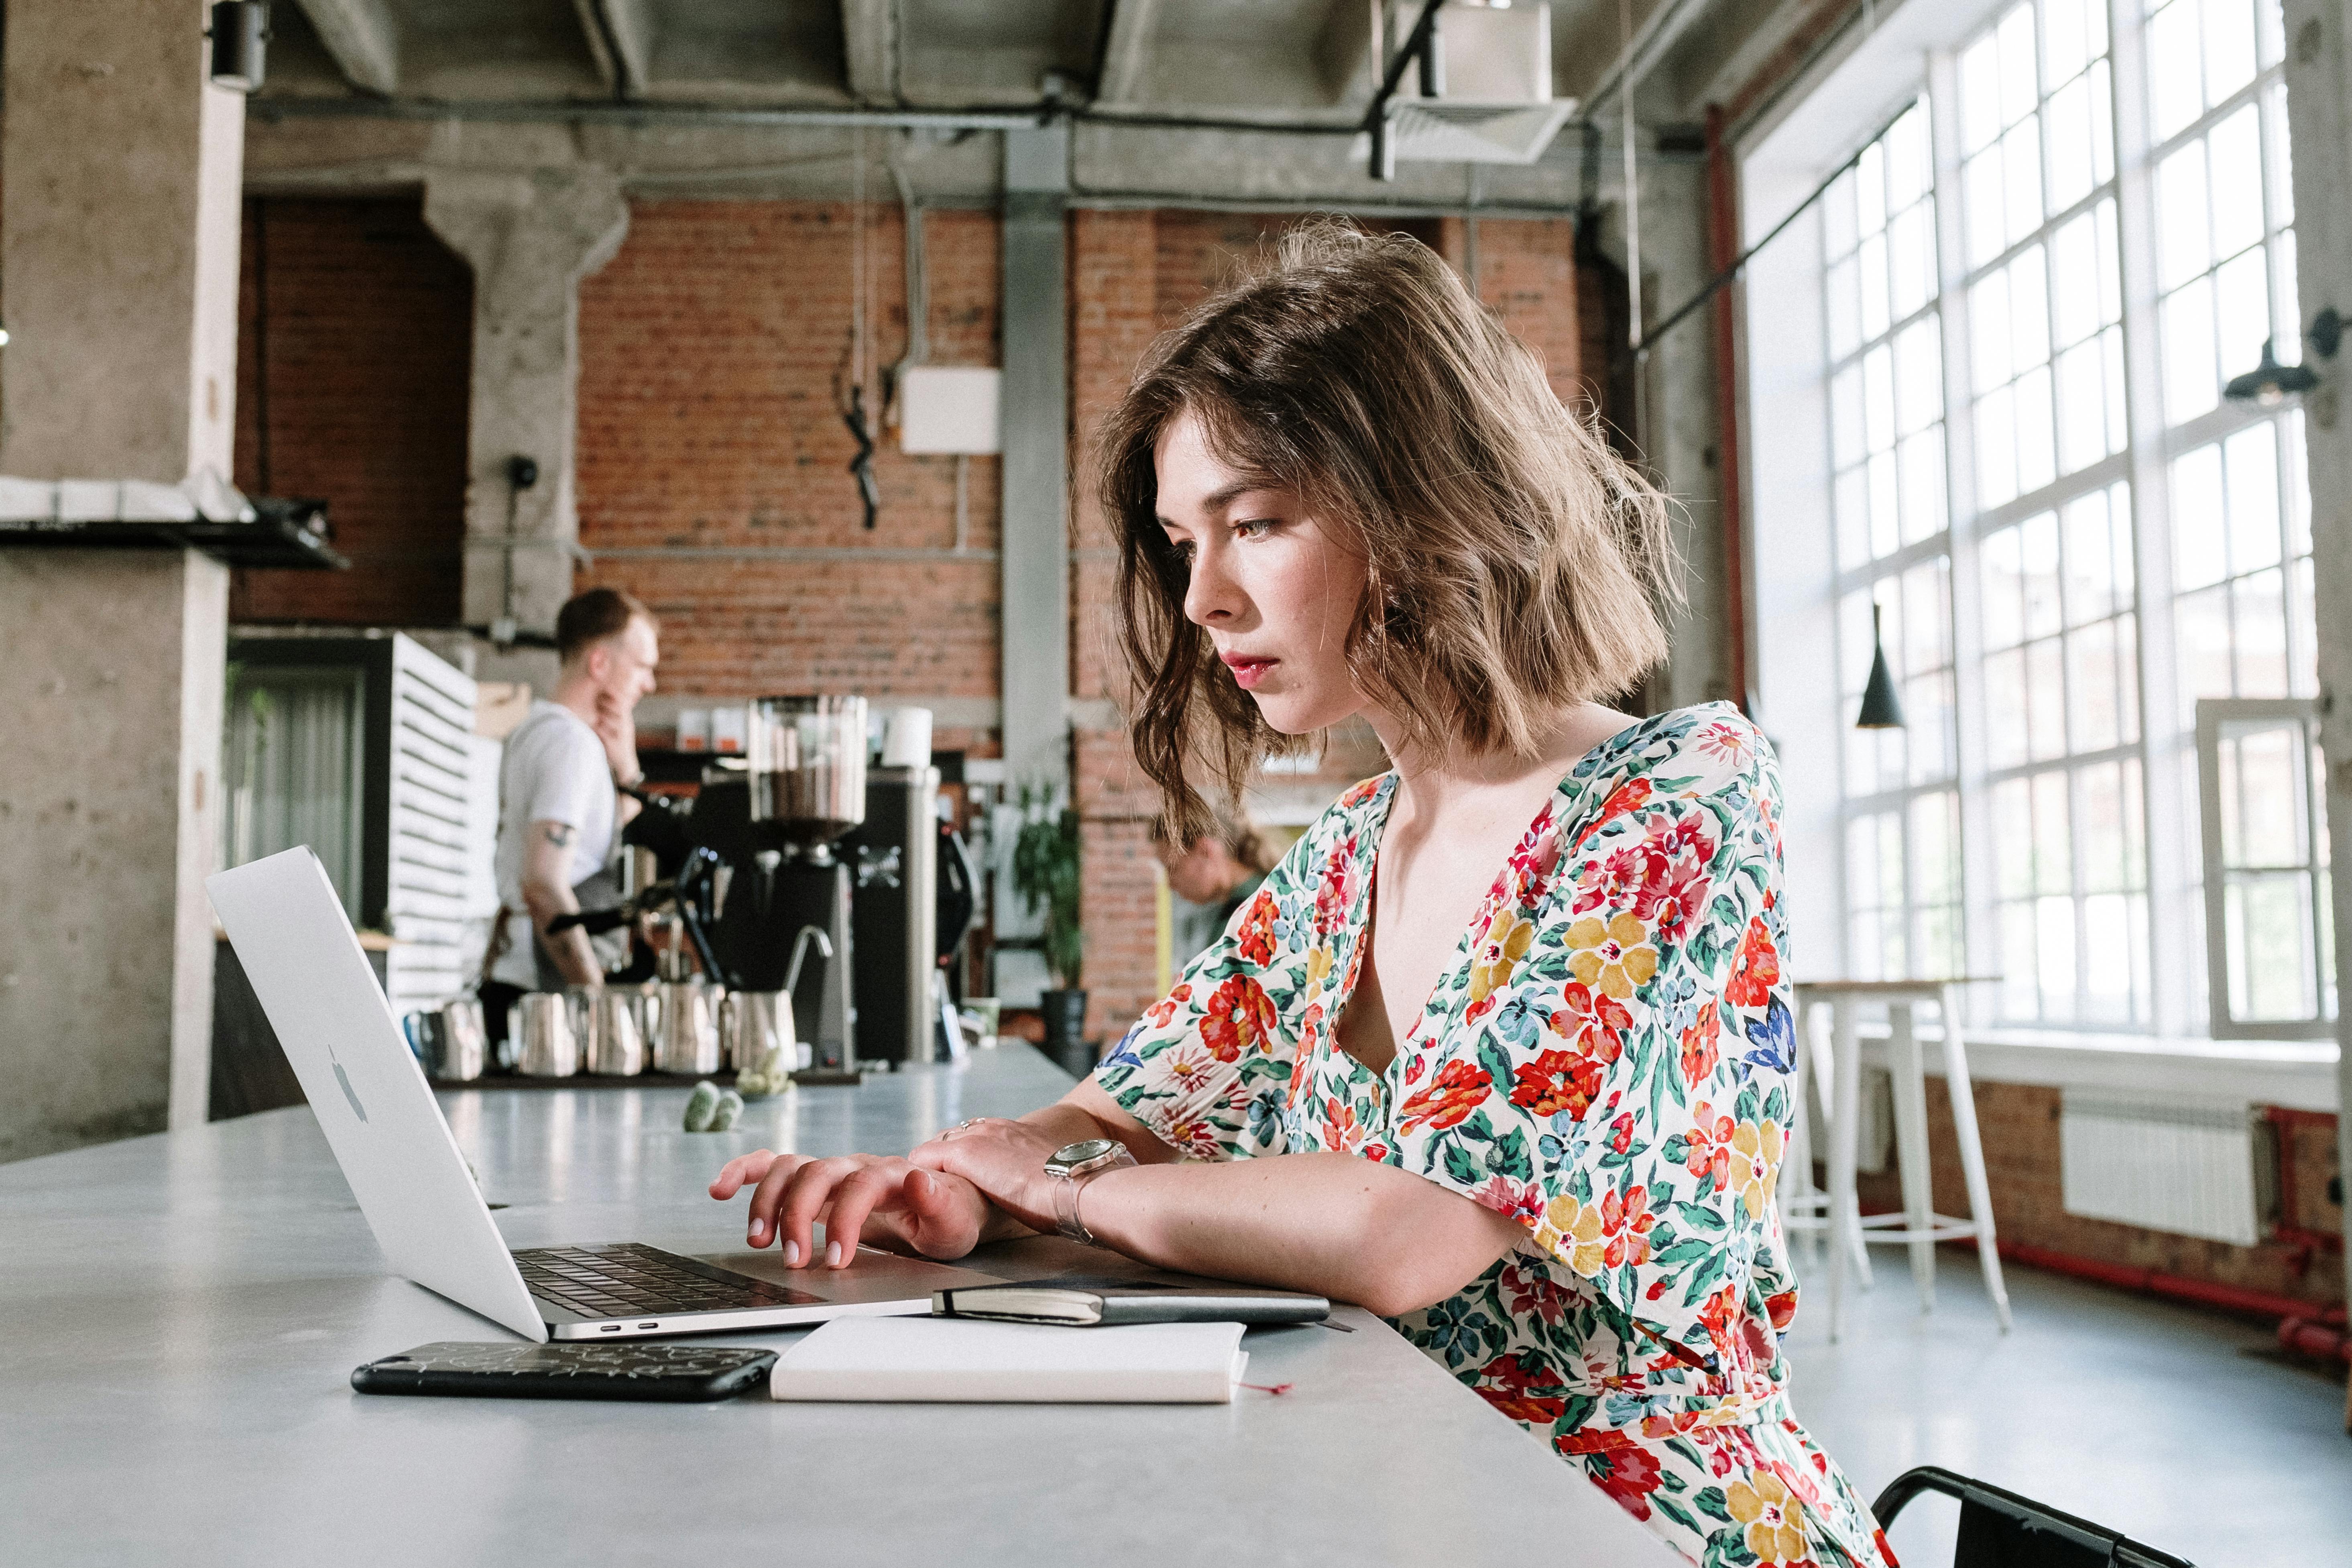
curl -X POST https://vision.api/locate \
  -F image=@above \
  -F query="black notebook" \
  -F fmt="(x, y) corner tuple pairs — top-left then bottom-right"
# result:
(931, 1275), (1331, 1328)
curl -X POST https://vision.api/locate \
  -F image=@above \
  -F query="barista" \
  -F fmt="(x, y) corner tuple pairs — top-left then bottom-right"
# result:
(481, 588), (660, 1051)
(1151, 805), (1281, 970)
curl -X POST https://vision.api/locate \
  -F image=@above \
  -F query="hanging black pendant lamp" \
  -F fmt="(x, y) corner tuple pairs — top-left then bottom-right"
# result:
(1856, 603), (1906, 729)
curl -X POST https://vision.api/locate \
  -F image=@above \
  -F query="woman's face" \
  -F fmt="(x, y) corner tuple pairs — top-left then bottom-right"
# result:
(1153, 411), (1370, 736)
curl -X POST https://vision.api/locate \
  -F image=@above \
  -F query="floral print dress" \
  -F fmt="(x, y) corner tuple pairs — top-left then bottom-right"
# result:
(1094, 703), (1892, 1568)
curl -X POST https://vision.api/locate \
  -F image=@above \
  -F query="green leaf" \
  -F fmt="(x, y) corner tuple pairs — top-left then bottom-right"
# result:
(1693, 1485), (1735, 1523)
(1675, 1201), (1729, 1234)
(1442, 1140), (1485, 1188)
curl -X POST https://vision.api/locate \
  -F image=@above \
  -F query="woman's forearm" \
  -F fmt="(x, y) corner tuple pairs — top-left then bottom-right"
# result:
(1072, 1153), (1522, 1318)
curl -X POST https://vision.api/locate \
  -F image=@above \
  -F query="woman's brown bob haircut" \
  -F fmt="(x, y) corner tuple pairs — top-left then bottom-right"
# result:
(1104, 219), (1680, 844)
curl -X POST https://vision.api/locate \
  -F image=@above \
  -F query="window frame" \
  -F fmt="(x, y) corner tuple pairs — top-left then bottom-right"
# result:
(1745, 0), (2320, 1039)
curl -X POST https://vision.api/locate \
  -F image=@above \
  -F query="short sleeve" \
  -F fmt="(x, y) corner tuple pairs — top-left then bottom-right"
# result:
(1091, 785), (1380, 1161)
(1388, 713), (1791, 1371)
(521, 719), (607, 830)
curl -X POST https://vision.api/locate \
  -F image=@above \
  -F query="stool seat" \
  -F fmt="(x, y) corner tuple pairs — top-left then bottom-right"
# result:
(1790, 979), (2012, 1339)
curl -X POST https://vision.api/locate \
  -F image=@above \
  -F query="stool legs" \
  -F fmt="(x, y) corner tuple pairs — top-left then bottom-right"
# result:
(1938, 984), (2012, 1332)
(1827, 999), (1862, 1343)
(1887, 1002), (1939, 1312)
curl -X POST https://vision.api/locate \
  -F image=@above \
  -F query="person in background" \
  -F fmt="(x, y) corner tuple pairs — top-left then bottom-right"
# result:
(1152, 806), (1281, 969)
(480, 588), (659, 1057)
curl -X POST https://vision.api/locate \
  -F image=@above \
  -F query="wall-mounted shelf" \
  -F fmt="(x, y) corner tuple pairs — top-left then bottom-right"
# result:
(0, 496), (346, 569)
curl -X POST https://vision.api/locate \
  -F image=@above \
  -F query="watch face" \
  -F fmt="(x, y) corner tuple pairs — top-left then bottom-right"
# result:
(1050, 1138), (1119, 1172)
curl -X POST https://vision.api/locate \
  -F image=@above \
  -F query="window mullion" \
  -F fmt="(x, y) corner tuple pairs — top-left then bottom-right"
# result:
(2106, 0), (2196, 1035)
(1929, 48), (1999, 1000)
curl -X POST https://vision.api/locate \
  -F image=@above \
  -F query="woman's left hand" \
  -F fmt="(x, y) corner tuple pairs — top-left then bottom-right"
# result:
(908, 1117), (1066, 1234)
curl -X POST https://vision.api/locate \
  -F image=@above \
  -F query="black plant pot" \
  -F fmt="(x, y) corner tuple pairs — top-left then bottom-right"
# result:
(1039, 988), (1092, 1077)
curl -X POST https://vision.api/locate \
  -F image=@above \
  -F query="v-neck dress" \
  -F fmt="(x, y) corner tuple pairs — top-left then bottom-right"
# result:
(1093, 704), (1890, 1568)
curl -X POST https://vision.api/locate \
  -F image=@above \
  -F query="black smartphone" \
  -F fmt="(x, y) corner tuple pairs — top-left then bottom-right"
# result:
(352, 1340), (777, 1402)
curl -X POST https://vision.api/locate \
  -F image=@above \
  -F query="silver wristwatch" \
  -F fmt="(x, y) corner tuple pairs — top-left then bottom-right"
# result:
(1045, 1138), (1139, 1246)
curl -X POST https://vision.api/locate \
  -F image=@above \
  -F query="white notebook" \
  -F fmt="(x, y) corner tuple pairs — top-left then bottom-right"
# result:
(768, 1317), (1250, 1404)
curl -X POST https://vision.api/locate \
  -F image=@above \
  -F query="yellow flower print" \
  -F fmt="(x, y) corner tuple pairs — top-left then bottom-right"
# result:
(1468, 908), (1538, 1009)
(1725, 1470), (1810, 1566)
(1731, 1119), (1784, 1220)
(1564, 912), (1659, 1000)
(1534, 1192), (1611, 1277)
(1302, 943), (1335, 1003)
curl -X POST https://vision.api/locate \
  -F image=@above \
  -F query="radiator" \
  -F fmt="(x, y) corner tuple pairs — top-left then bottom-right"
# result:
(2059, 1091), (2269, 1247)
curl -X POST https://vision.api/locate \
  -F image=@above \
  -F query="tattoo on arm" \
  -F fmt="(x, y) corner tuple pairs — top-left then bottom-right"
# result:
(541, 823), (575, 848)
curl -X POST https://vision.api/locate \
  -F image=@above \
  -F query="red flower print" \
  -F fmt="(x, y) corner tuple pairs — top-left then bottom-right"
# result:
(1643, 806), (1717, 865)
(1696, 718), (1756, 767)
(1680, 1001), (1721, 1087)
(1320, 1094), (1364, 1155)
(1199, 975), (1278, 1063)
(1398, 1058), (1492, 1134)
(1698, 1283), (1742, 1357)
(1475, 1352), (1568, 1425)
(1162, 1117), (1225, 1159)
(1143, 983), (1193, 1029)
(1234, 891), (1278, 966)
(1549, 982), (1631, 1063)
(1598, 1183), (1655, 1269)
(1682, 1101), (1733, 1194)
(1571, 842), (1662, 917)
(1337, 777), (1383, 809)
(1725, 915), (1782, 1007)
(1572, 778), (1654, 852)
(1509, 1047), (1605, 1119)
(1573, 1441), (1664, 1521)
(1506, 817), (1564, 901)
(1361, 1141), (1390, 1164)
(1471, 1173), (1544, 1222)
(1635, 850), (1713, 948)
(1765, 1288), (1798, 1330)
(1312, 840), (1355, 936)
(1607, 1112), (1635, 1155)
(1501, 1261), (1570, 1325)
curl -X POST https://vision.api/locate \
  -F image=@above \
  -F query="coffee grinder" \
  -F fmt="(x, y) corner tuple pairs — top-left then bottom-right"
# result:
(745, 694), (867, 1084)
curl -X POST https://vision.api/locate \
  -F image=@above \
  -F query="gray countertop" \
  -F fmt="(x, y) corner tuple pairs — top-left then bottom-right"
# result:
(0, 1044), (1667, 1565)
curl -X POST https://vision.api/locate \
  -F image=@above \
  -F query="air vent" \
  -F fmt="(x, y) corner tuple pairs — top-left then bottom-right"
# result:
(1364, 4), (1574, 168)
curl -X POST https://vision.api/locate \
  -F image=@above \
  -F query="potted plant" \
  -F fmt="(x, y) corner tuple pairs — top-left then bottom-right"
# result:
(1011, 784), (1087, 1072)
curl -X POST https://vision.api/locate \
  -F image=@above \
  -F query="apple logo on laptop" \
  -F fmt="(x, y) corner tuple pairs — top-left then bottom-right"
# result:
(333, 1062), (368, 1122)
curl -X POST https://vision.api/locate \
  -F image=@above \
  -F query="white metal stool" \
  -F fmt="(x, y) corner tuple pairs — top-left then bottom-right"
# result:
(1792, 980), (2012, 1339)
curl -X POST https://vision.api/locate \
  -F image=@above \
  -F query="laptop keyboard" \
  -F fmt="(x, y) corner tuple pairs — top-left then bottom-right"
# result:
(514, 1243), (824, 1321)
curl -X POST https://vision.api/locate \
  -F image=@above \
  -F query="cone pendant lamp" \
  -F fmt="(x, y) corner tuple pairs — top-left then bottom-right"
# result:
(1857, 604), (1906, 729)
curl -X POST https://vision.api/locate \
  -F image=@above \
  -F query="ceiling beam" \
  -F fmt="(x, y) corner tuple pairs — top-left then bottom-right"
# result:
(1093, 0), (1159, 105)
(841, 0), (897, 102)
(290, 0), (401, 97)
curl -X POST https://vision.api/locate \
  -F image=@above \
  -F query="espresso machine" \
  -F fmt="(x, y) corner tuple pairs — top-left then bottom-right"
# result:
(739, 694), (867, 1083)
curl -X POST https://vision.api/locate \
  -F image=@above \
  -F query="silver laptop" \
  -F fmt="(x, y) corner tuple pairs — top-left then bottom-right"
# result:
(208, 846), (1002, 1342)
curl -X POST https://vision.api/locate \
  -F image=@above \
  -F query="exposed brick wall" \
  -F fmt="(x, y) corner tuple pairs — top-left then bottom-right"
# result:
(230, 197), (473, 624)
(1854, 1079), (2344, 1311)
(574, 200), (1003, 705)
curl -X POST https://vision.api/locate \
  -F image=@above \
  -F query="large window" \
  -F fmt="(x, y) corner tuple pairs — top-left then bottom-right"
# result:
(1819, 0), (2322, 1036)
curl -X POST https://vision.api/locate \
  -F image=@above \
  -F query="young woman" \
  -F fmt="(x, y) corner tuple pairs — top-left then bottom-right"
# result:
(712, 223), (1889, 1568)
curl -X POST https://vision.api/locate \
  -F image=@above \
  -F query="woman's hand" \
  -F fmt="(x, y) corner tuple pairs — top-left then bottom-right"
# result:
(708, 1149), (995, 1267)
(906, 1117), (1068, 1234)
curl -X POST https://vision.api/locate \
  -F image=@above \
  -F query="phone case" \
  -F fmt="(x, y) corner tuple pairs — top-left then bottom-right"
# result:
(351, 1340), (777, 1401)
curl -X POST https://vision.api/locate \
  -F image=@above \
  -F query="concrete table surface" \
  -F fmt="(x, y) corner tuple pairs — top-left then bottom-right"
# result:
(0, 1044), (1669, 1566)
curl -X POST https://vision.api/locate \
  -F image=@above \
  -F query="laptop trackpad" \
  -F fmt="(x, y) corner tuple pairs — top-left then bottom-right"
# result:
(700, 1243), (1012, 1302)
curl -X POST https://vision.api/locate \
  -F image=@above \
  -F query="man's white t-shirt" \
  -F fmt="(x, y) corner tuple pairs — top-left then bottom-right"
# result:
(490, 699), (618, 988)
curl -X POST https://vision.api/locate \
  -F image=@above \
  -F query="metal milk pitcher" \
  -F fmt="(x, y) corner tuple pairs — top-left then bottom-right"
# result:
(578, 988), (645, 1077)
(718, 989), (794, 1075)
(513, 992), (579, 1078)
(434, 997), (488, 1081)
(652, 979), (721, 1076)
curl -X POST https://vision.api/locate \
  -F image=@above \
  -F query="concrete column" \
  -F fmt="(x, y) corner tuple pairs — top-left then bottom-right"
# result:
(423, 167), (629, 640)
(0, 0), (244, 1159)
(999, 126), (1072, 790)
